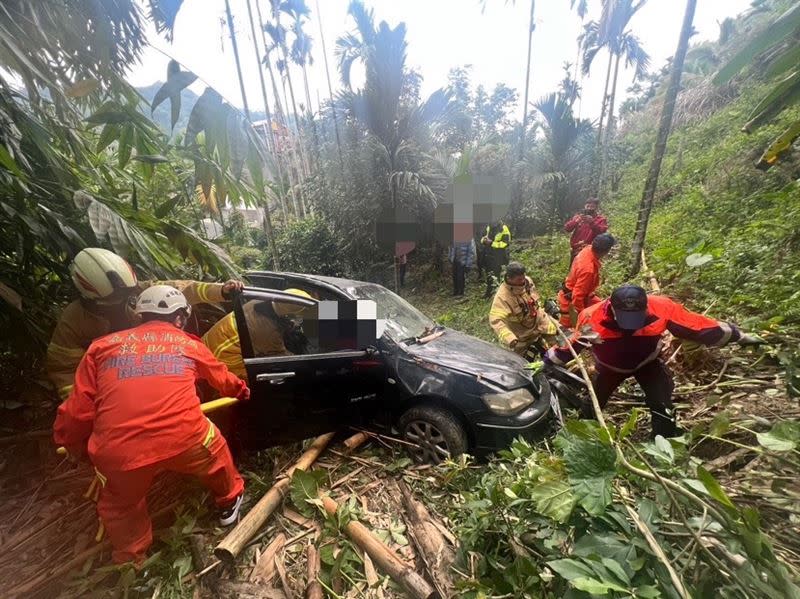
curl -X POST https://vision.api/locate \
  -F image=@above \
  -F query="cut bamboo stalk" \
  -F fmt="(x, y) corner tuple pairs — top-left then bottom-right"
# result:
(304, 543), (323, 599)
(398, 480), (454, 598)
(320, 494), (439, 599)
(250, 533), (286, 583)
(343, 431), (369, 452)
(214, 432), (335, 562)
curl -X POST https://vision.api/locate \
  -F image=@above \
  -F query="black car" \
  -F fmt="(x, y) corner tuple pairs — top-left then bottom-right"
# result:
(212, 271), (557, 463)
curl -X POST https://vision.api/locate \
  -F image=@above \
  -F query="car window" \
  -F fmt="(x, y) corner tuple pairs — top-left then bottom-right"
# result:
(345, 284), (434, 341)
(240, 295), (369, 358)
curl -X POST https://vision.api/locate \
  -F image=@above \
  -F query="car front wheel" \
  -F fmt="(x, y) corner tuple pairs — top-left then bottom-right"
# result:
(398, 405), (468, 464)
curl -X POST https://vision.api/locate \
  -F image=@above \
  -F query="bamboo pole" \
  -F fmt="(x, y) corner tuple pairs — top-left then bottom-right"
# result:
(305, 543), (323, 599)
(214, 432), (335, 562)
(398, 481), (454, 598)
(320, 494), (439, 599)
(343, 431), (369, 452)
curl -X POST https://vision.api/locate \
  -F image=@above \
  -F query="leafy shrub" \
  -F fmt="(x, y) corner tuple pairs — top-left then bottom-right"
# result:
(267, 216), (347, 277)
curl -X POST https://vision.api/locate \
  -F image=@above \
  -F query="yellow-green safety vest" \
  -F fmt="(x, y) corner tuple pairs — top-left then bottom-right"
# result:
(486, 224), (511, 249)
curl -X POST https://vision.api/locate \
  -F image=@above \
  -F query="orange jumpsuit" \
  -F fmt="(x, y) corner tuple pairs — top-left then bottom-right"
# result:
(47, 280), (228, 400)
(53, 320), (249, 564)
(558, 245), (602, 327)
(546, 296), (741, 437)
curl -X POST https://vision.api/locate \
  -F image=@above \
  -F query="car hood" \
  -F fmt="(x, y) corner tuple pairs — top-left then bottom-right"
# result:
(401, 328), (532, 389)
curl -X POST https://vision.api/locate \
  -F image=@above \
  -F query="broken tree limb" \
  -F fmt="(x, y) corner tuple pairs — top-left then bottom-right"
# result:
(397, 480), (455, 598)
(320, 494), (439, 599)
(305, 543), (323, 599)
(214, 432), (335, 562)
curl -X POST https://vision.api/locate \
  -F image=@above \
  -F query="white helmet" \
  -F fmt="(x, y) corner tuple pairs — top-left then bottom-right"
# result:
(70, 248), (138, 301)
(135, 285), (191, 317)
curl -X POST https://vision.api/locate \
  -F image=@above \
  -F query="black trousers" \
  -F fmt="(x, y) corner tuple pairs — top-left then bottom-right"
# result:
(452, 261), (466, 296)
(584, 359), (677, 438)
(484, 248), (506, 295)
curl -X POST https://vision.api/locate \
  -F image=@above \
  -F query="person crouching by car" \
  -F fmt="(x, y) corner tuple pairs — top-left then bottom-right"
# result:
(53, 285), (250, 566)
(489, 262), (557, 358)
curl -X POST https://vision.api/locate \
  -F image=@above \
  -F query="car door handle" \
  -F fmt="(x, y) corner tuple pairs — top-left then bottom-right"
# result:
(256, 372), (296, 384)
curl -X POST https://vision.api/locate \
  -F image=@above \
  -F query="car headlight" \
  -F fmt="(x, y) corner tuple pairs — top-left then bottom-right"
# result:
(483, 388), (534, 415)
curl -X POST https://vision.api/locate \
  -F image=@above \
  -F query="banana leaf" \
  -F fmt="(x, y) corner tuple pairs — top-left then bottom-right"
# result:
(713, 3), (800, 85)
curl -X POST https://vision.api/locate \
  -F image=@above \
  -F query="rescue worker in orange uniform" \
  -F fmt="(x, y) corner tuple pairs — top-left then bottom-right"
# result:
(47, 248), (243, 400)
(53, 285), (250, 565)
(558, 233), (615, 328)
(545, 284), (764, 438)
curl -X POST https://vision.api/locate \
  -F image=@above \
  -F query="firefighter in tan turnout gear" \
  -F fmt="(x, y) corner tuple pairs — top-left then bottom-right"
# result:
(489, 262), (557, 358)
(46, 248), (243, 400)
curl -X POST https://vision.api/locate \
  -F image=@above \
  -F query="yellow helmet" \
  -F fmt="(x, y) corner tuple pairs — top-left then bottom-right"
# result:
(273, 288), (313, 317)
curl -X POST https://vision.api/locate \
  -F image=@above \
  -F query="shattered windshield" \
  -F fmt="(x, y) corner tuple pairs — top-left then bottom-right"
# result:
(347, 284), (435, 342)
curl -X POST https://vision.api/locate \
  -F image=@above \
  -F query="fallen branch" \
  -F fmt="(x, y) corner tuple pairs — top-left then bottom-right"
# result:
(617, 484), (691, 599)
(215, 432), (335, 562)
(305, 543), (323, 599)
(320, 494), (439, 599)
(397, 480), (454, 598)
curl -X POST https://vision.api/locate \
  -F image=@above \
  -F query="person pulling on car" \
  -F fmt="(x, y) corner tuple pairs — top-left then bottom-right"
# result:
(544, 284), (765, 438)
(53, 285), (250, 566)
(490, 262), (558, 358)
(202, 288), (314, 380)
(47, 247), (243, 401)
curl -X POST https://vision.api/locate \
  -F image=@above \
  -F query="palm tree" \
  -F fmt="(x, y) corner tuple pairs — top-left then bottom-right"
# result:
(581, 0), (649, 197)
(335, 0), (453, 289)
(289, 9), (322, 165)
(223, 0), (251, 119)
(629, 0), (697, 276)
(314, 0), (345, 169)
(529, 92), (594, 221)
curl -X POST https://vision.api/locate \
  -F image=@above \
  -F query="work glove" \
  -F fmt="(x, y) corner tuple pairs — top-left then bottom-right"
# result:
(737, 333), (767, 346)
(237, 385), (251, 401)
(222, 279), (244, 299)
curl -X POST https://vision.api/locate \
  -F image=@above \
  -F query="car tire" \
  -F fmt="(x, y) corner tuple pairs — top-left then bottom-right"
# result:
(398, 405), (468, 464)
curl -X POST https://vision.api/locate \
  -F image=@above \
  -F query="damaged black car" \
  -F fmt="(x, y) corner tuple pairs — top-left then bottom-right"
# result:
(213, 272), (558, 463)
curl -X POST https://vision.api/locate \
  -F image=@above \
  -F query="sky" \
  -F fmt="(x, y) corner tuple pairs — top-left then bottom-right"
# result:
(127, 0), (754, 123)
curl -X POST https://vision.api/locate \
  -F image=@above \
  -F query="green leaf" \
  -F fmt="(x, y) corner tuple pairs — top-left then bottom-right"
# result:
(529, 478), (575, 523)
(154, 194), (184, 219)
(547, 558), (596, 581)
(654, 435), (674, 464)
(151, 61), (198, 130)
(96, 123), (119, 153)
(290, 469), (326, 518)
(686, 253), (713, 268)
(697, 466), (736, 509)
(132, 154), (170, 164)
(713, 3), (800, 85)
(743, 68), (800, 132)
(635, 585), (662, 598)
(756, 420), (800, 451)
(556, 430), (617, 515)
(571, 576), (628, 594)
(0, 144), (23, 177)
(118, 124), (133, 168)
(619, 407), (644, 440)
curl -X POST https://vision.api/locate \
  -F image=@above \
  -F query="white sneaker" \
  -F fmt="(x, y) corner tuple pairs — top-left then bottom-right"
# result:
(219, 493), (243, 526)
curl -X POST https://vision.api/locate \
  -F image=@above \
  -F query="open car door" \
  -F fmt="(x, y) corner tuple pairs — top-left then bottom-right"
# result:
(228, 288), (386, 450)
